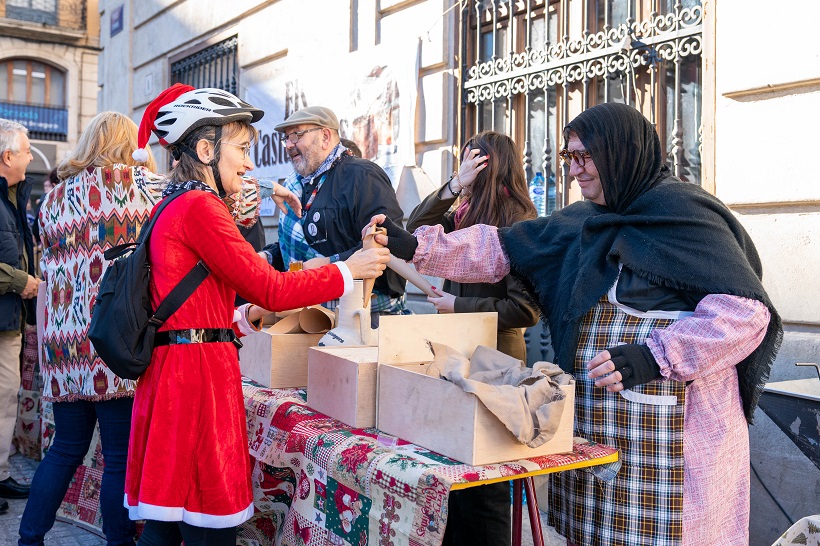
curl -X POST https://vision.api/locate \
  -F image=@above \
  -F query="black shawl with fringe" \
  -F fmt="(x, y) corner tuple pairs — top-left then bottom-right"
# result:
(499, 103), (781, 423)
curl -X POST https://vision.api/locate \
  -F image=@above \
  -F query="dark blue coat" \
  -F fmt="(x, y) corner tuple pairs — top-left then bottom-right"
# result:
(0, 175), (35, 331)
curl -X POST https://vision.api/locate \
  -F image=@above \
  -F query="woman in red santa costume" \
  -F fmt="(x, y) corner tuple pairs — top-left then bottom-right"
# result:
(124, 84), (390, 546)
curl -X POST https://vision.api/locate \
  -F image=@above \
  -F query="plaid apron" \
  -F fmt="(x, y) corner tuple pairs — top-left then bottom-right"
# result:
(549, 297), (685, 546)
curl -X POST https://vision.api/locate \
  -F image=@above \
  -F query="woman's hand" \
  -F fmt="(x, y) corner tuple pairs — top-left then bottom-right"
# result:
(427, 287), (456, 313)
(246, 304), (274, 324)
(363, 215), (418, 260)
(344, 247), (390, 279)
(587, 350), (625, 392)
(272, 182), (302, 218)
(450, 146), (489, 197)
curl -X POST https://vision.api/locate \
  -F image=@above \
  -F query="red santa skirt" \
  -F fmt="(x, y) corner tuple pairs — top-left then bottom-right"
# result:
(124, 342), (253, 528)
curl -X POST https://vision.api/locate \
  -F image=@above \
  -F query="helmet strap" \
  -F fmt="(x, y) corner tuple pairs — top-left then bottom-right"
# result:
(209, 126), (226, 198)
(173, 126), (226, 197)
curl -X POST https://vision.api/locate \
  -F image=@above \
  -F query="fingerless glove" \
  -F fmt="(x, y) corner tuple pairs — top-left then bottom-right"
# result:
(607, 343), (661, 390)
(379, 217), (418, 261)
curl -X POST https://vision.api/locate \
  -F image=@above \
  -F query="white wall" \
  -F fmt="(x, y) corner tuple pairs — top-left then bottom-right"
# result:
(715, 1), (820, 542)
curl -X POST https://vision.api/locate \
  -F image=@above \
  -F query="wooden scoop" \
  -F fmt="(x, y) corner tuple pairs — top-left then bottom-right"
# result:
(362, 224), (386, 309)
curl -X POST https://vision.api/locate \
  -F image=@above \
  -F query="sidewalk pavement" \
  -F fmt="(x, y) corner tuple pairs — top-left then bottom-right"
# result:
(0, 452), (563, 546)
(0, 453), (105, 546)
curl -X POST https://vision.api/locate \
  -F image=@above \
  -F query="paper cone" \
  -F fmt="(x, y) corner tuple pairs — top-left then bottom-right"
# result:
(386, 255), (437, 297)
(268, 312), (303, 334)
(299, 306), (335, 333)
(361, 224), (386, 308)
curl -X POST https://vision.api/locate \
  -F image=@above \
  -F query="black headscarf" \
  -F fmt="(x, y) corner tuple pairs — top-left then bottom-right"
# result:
(500, 103), (781, 423)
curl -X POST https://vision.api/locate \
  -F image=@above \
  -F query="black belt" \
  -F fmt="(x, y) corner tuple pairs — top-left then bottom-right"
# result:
(155, 328), (243, 349)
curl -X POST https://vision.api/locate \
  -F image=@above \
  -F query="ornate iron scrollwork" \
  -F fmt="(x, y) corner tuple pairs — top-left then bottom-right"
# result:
(464, 6), (703, 104)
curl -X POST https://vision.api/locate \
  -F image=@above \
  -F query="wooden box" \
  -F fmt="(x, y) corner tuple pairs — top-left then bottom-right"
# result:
(239, 306), (335, 388)
(306, 313), (498, 429)
(307, 346), (379, 428)
(376, 313), (575, 466)
(239, 330), (323, 388)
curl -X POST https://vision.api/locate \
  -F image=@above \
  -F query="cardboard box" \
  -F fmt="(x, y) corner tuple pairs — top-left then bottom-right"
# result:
(239, 306), (334, 388)
(307, 346), (379, 428)
(306, 313), (498, 429)
(376, 313), (575, 466)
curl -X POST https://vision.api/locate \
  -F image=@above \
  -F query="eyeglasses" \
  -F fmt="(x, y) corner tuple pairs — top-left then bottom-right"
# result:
(279, 127), (323, 144)
(558, 149), (593, 167)
(222, 141), (252, 158)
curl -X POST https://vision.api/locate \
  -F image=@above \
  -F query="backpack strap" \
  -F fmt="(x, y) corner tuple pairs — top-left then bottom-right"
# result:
(149, 260), (211, 327)
(142, 189), (212, 329)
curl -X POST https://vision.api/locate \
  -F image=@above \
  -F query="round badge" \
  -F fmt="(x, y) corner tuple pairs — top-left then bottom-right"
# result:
(312, 211), (320, 222)
(307, 223), (318, 237)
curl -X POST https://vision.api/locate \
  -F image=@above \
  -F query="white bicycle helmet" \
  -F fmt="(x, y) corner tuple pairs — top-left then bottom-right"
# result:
(133, 84), (263, 161)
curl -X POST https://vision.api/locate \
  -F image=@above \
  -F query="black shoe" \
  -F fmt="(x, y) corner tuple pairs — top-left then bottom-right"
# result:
(0, 499), (7, 514)
(0, 476), (29, 499)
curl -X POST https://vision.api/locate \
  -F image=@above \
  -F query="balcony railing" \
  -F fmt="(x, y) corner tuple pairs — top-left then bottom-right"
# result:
(0, 100), (68, 141)
(1, 0), (86, 31)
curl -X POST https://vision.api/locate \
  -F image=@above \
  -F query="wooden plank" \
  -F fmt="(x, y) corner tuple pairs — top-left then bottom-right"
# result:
(377, 313), (498, 365)
(378, 363), (479, 463)
(308, 347), (379, 428)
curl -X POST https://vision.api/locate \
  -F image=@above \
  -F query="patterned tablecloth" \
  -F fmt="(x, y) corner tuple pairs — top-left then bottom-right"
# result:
(238, 378), (619, 546)
(771, 514), (820, 546)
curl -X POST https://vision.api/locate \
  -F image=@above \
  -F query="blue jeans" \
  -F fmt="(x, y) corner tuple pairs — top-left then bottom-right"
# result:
(18, 397), (135, 546)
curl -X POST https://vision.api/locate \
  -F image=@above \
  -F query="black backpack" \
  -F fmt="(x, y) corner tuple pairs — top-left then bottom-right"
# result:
(88, 190), (210, 380)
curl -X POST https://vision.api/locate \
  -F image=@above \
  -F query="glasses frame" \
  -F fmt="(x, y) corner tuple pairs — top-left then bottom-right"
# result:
(221, 140), (252, 158)
(279, 127), (323, 144)
(558, 149), (593, 167)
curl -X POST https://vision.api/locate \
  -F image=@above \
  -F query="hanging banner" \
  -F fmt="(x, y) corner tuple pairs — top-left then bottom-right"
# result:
(244, 42), (418, 215)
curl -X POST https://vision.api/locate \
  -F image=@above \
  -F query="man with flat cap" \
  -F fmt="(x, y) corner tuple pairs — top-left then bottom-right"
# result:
(267, 106), (407, 323)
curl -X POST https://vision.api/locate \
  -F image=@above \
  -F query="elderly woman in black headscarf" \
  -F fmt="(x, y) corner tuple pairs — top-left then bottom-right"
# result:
(367, 103), (781, 546)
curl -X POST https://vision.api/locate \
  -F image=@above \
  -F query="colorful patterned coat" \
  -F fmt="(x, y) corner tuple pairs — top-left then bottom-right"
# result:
(38, 165), (165, 402)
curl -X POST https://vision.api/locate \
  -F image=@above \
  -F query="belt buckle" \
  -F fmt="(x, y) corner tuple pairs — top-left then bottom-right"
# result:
(190, 329), (205, 343)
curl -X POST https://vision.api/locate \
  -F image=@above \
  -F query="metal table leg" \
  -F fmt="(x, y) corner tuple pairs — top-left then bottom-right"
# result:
(525, 477), (545, 546)
(512, 479), (523, 546)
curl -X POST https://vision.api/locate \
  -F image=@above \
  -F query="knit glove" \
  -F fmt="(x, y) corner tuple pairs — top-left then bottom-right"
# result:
(378, 216), (418, 261)
(606, 343), (661, 390)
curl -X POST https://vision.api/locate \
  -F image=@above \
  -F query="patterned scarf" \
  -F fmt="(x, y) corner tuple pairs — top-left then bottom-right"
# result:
(278, 144), (350, 266)
(161, 179), (218, 198)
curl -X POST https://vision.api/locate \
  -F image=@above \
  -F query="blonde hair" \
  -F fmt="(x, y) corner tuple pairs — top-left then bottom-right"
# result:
(57, 111), (157, 180)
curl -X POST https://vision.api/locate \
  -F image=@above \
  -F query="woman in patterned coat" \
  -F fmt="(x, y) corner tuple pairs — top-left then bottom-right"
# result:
(19, 111), (161, 546)
(368, 103), (781, 546)
(123, 85), (389, 546)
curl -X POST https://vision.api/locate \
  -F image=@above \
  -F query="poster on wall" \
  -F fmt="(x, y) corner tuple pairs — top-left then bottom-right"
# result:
(244, 42), (418, 215)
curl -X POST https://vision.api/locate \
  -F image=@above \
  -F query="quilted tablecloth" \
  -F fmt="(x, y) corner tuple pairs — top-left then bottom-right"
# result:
(238, 378), (618, 546)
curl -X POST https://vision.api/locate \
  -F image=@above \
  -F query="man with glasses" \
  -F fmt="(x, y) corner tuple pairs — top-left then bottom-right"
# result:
(265, 106), (406, 323)
(0, 119), (39, 508)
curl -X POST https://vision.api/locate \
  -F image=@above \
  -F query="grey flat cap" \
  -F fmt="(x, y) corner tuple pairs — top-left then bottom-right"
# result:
(274, 106), (339, 132)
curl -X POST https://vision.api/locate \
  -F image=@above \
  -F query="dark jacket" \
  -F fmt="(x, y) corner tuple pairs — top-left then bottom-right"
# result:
(0, 175), (35, 331)
(408, 186), (539, 360)
(297, 156), (406, 299)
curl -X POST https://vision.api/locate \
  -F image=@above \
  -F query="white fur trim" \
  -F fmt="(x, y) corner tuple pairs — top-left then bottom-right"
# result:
(124, 496), (254, 528)
(132, 148), (149, 162)
(334, 262), (354, 296)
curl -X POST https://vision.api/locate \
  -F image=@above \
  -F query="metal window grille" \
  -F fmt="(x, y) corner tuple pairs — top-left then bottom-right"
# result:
(460, 0), (703, 215)
(170, 36), (238, 94)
